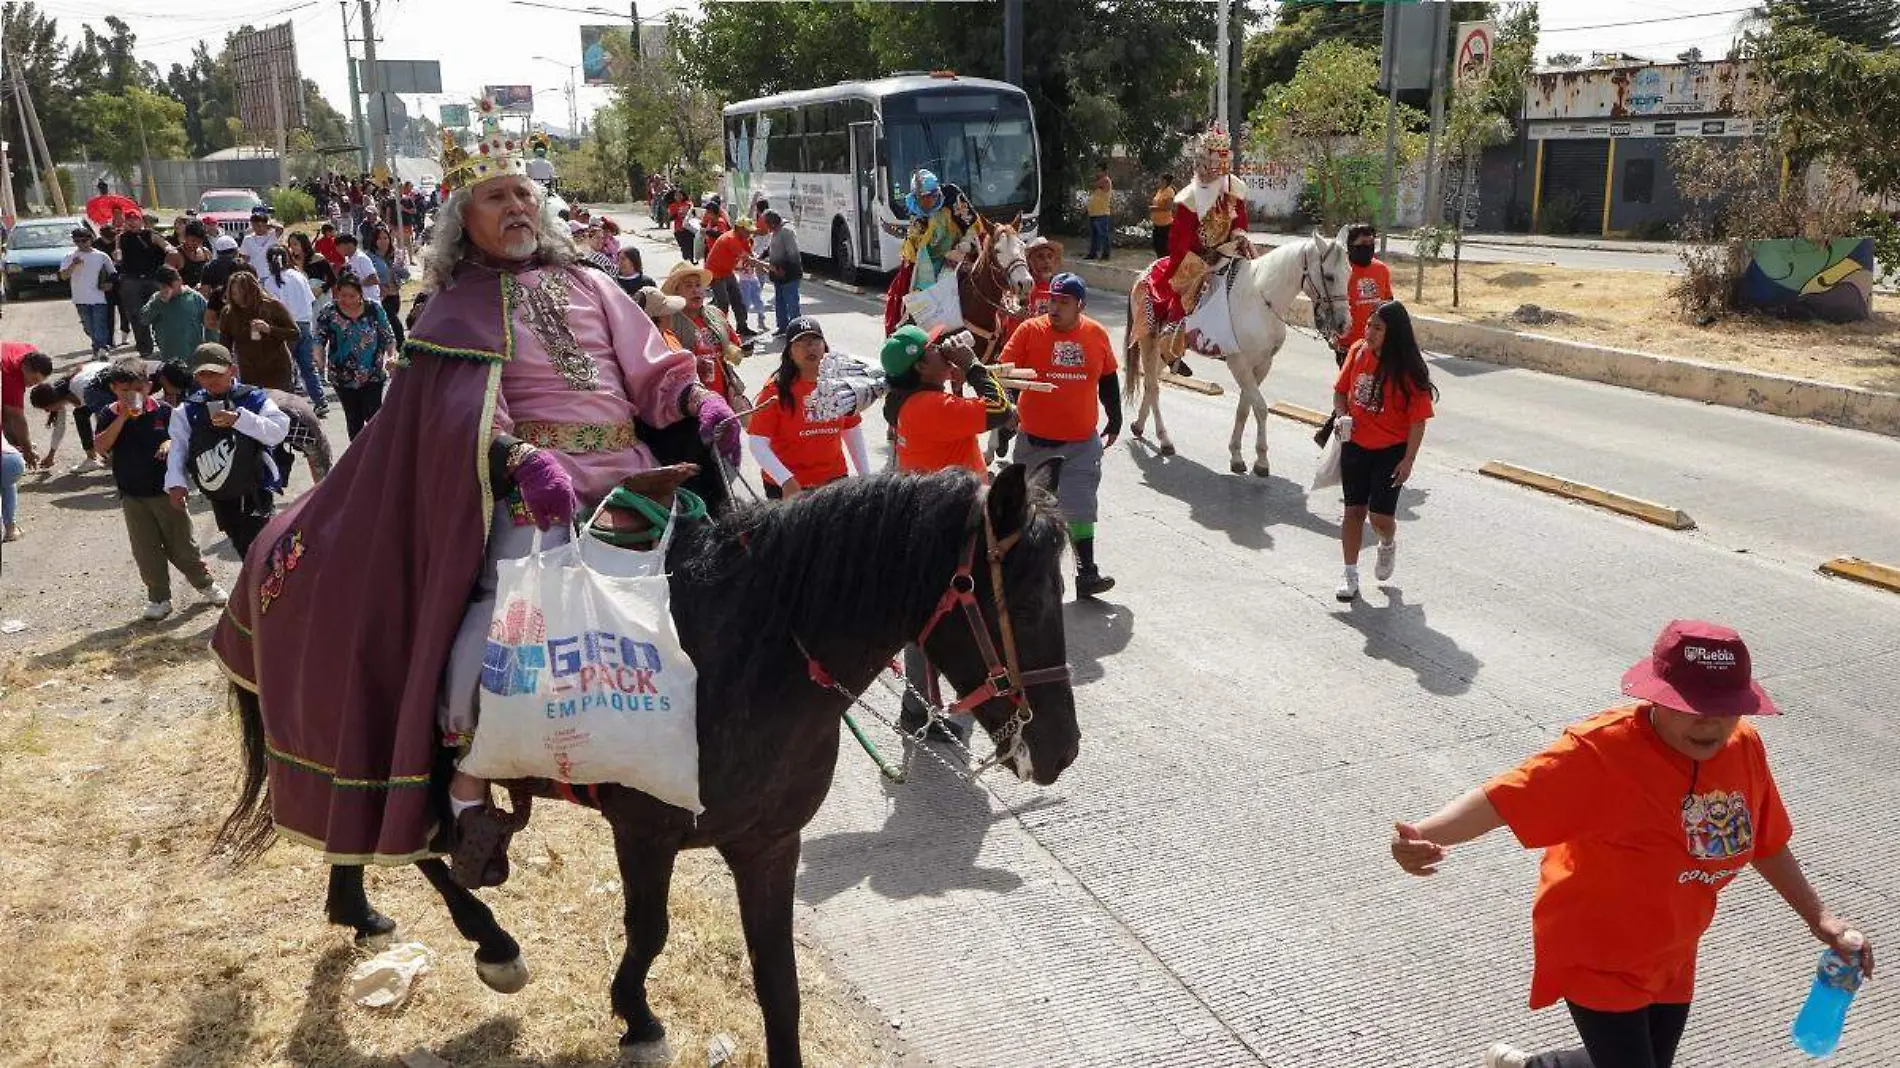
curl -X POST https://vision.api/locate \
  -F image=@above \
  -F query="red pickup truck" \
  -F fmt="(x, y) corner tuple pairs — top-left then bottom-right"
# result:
(199, 188), (266, 238)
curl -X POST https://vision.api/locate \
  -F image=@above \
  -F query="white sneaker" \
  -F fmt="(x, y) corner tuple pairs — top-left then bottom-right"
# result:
(142, 599), (174, 621)
(1484, 1042), (1532, 1068)
(201, 583), (230, 606)
(1335, 569), (1359, 602)
(1374, 538), (1397, 582)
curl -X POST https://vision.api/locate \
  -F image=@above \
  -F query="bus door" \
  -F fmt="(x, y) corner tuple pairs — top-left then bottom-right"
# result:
(849, 121), (879, 268)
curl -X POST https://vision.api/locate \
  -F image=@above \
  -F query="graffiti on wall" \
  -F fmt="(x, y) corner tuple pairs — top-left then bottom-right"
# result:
(1735, 237), (1874, 323)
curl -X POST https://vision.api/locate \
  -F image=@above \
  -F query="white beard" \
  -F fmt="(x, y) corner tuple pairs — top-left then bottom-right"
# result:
(1184, 175), (1226, 217)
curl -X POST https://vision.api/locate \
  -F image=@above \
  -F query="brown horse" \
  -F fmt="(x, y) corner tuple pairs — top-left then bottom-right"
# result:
(216, 465), (1081, 1068)
(955, 218), (1034, 364)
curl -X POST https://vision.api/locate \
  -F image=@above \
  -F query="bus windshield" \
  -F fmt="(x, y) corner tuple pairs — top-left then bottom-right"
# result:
(883, 91), (1038, 217)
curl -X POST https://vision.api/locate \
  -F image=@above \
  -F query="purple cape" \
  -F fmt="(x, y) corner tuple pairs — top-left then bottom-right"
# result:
(212, 268), (517, 864)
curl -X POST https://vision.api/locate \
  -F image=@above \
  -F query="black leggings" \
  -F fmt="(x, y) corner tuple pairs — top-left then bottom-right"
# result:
(337, 382), (385, 440)
(1528, 1002), (1691, 1068)
(676, 229), (697, 263)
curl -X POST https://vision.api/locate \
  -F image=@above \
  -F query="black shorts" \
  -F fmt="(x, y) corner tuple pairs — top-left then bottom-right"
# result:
(1340, 441), (1406, 515)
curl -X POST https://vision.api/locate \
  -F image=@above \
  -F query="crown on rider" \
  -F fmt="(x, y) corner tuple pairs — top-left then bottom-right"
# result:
(441, 97), (531, 189)
(1197, 123), (1232, 157)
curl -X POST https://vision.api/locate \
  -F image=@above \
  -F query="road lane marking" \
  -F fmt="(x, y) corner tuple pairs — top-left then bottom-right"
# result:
(1478, 461), (1696, 530)
(1818, 557), (1900, 595)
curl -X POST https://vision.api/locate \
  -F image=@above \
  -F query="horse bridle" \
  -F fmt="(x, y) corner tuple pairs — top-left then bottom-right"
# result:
(1259, 242), (1349, 346)
(912, 490), (1069, 772)
(962, 226), (1032, 365)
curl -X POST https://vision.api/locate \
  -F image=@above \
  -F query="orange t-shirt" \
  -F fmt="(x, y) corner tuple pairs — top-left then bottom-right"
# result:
(706, 230), (750, 279)
(894, 390), (988, 474)
(1333, 340), (1434, 450)
(1341, 259), (1392, 351)
(1484, 705), (1792, 1012)
(747, 377), (861, 487)
(1000, 314), (1117, 442)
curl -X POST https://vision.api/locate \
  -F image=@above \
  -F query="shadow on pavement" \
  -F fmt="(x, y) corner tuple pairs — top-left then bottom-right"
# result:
(1065, 597), (1134, 686)
(799, 755), (1063, 904)
(1333, 587), (1481, 696)
(1126, 438), (1338, 550)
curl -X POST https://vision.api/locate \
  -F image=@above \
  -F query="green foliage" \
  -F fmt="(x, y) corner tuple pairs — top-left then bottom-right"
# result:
(1749, 8), (1900, 203)
(1248, 40), (1428, 229)
(1535, 189), (1589, 235)
(267, 187), (317, 224)
(673, 0), (1219, 229)
(75, 86), (189, 186)
(610, 24), (723, 179)
(1753, 0), (1899, 48)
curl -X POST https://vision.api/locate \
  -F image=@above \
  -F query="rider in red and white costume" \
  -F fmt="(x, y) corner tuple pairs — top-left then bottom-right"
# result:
(1149, 125), (1257, 350)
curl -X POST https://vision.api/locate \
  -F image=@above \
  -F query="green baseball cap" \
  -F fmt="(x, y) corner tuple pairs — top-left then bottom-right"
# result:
(880, 324), (931, 376)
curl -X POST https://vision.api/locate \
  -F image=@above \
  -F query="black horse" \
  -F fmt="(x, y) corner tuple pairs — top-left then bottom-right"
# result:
(217, 464), (1081, 1067)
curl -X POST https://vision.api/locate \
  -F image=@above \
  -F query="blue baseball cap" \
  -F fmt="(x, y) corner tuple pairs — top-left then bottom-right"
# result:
(1050, 272), (1088, 303)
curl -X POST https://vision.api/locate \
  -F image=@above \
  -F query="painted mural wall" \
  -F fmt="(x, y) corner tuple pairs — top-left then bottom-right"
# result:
(1735, 237), (1874, 323)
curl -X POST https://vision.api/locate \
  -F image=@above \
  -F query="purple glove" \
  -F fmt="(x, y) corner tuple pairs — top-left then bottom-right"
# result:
(514, 448), (578, 531)
(695, 390), (743, 471)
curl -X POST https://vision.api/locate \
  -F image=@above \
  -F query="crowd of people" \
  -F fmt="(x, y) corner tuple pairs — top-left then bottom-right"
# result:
(0, 118), (1877, 1068)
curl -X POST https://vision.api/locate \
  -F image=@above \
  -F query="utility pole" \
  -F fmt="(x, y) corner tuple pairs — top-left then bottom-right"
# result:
(1378, 4), (1399, 256)
(360, 0), (386, 176)
(269, 55), (289, 190)
(1215, 0), (1231, 128)
(341, 0), (368, 173)
(8, 59), (45, 212)
(1004, 0), (1022, 87)
(132, 92), (158, 207)
(14, 56), (63, 214)
(1414, 0), (1452, 302)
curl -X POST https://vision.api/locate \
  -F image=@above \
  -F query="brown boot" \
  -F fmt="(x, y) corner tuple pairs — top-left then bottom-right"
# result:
(450, 793), (533, 889)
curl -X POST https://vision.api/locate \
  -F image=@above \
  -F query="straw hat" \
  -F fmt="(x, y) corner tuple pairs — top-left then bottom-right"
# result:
(635, 286), (687, 319)
(659, 261), (713, 296)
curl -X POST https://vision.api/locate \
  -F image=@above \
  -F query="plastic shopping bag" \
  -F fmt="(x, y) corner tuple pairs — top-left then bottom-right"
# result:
(902, 270), (965, 334)
(460, 499), (702, 813)
(1311, 433), (1343, 490)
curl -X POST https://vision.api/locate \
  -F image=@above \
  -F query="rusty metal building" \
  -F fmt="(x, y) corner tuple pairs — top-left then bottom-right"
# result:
(1525, 61), (1762, 237)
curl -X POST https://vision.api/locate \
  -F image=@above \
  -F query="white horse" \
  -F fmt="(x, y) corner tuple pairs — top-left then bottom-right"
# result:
(1124, 230), (1351, 475)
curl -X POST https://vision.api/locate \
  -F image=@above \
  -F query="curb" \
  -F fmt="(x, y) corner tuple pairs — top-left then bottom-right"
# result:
(1289, 295), (1900, 439)
(1267, 401), (1327, 426)
(1478, 461), (1697, 530)
(1818, 556), (1900, 595)
(1162, 372), (1223, 396)
(821, 278), (866, 296)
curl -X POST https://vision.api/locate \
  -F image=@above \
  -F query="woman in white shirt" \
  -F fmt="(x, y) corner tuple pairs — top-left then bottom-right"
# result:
(261, 245), (329, 417)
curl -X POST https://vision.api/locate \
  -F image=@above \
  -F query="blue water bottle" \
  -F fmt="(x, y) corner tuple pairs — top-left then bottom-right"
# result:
(1792, 931), (1866, 1058)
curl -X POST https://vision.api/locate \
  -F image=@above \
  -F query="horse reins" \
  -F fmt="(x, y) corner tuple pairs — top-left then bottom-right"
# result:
(962, 227), (1030, 366)
(799, 487), (1068, 777)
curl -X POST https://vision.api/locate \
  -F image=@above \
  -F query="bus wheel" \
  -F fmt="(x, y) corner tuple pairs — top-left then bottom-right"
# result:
(832, 220), (859, 288)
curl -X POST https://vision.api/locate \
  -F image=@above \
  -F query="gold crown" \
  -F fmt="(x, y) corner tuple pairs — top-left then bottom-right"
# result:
(1198, 123), (1232, 155)
(441, 98), (529, 189)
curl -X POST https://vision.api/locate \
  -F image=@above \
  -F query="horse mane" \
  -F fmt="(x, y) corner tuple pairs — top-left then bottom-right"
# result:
(670, 468), (1067, 694)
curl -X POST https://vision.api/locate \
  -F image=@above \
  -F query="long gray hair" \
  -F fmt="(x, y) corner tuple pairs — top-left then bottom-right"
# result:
(419, 182), (576, 293)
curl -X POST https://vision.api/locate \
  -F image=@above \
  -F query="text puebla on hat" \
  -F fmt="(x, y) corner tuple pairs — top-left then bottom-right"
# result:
(1619, 619), (1781, 717)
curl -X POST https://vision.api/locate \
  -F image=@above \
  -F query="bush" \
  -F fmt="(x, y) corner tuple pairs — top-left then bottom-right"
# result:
(268, 186), (317, 224)
(1534, 190), (1589, 236)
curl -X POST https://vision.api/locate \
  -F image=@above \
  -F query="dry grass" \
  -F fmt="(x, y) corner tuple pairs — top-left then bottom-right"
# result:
(0, 622), (897, 1068)
(1396, 257), (1900, 394)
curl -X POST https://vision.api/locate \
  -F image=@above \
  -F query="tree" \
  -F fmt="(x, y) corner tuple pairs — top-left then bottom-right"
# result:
(1750, 0), (1898, 48)
(75, 87), (188, 187)
(1247, 40), (1427, 229)
(614, 25), (722, 192)
(1242, 1), (1493, 106)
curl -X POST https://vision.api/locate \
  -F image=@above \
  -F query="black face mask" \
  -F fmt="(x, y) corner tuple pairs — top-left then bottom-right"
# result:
(1348, 246), (1374, 267)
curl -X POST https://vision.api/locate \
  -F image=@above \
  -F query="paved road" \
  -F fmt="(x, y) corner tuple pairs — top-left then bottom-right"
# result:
(614, 220), (1900, 1067)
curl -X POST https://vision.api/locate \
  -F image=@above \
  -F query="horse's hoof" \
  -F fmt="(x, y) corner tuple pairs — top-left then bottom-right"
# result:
(619, 1038), (673, 1065)
(353, 918), (399, 951)
(1159, 443), (1176, 457)
(1230, 460), (1247, 474)
(476, 954), (531, 994)
(1131, 423), (1145, 439)
(1252, 462), (1271, 478)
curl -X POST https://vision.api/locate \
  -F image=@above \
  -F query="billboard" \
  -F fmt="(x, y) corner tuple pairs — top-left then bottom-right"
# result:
(355, 59), (443, 95)
(581, 25), (629, 86)
(232, 22), (306, 131)
(484, 85), (534, 113)
(440, 104), (471, 129)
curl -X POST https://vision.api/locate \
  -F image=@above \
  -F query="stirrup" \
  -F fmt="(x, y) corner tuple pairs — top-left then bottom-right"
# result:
(450, 793), (533, 889)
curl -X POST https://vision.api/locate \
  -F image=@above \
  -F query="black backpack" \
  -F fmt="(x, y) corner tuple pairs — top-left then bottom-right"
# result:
(186, 389), (267, 501)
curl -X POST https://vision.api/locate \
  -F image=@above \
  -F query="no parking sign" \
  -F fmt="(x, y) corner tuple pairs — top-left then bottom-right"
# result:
(1456, 21), (1495, 87)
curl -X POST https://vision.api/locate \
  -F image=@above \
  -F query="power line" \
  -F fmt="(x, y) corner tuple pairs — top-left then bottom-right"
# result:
(1541, 6), (1756, 36)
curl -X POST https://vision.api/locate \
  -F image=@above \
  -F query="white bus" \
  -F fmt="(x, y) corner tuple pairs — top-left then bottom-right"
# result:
(722, 73), (1042, 284)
